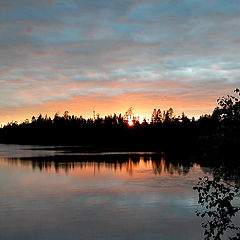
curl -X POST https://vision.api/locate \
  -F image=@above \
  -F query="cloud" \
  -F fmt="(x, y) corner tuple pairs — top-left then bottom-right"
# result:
(0, 0), (240, 121)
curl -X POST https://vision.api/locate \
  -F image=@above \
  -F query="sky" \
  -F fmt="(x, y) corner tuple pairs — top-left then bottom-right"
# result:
(0, 0), (240, 124)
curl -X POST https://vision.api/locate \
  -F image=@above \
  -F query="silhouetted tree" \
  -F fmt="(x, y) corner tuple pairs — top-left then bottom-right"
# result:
(194, 173), (240, 240)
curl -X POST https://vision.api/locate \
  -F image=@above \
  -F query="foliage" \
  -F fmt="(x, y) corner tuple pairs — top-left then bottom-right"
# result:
(194, 176), (240, 240)
(212, 89), (240, 148)
(216, 88), (240, 122)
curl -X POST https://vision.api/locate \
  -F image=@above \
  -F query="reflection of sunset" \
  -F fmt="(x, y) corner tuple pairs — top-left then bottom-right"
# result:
(0, 156), (202, 179)
(0, 145), (216, 240)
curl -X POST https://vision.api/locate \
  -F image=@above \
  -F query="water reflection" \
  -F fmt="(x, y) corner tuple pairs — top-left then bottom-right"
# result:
(0, 145), (239, 240)
(0, 154), (195, 176)
(0, 151), (206, 240)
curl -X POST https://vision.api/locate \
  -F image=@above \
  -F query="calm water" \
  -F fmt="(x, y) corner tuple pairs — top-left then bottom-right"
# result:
(0, 144), (238, 240)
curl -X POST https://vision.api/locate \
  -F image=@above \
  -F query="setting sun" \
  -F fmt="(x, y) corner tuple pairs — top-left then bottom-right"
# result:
(0, 1), (239, 240)
(128, 120), (134, 126)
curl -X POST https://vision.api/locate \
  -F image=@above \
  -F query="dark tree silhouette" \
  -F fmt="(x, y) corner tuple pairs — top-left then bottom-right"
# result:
(194, 175), (240, 240)
(0, 89), (239, 161)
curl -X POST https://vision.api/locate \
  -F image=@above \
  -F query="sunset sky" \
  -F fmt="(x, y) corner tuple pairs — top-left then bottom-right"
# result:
(0, 0), (239, 124)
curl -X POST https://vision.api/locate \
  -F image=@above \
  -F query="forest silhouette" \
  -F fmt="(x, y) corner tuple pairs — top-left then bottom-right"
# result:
(0, 89), (239, 163)
(1, 89), (240, 240)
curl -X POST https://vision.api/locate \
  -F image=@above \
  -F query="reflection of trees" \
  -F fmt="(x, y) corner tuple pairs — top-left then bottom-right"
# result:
(194, 165), (240, 240)
(151, 155), (191, 175)
(1, 153), (196, 176)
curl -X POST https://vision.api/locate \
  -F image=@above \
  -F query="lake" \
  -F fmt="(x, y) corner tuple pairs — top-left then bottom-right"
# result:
(0, 144), (239, 240)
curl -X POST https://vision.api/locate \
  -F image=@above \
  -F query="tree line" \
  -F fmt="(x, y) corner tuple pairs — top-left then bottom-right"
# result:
(0, 89), (239, 161)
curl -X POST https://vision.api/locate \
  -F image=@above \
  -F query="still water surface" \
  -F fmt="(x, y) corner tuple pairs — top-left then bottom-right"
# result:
(0, 144), (238, 240)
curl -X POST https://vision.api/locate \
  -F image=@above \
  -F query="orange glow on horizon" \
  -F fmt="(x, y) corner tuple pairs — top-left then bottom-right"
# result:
(0, 92), (219, 126)
(128, 120), (134, 126)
